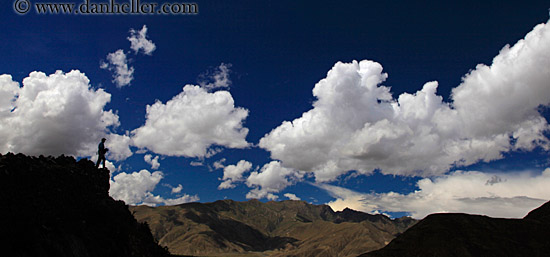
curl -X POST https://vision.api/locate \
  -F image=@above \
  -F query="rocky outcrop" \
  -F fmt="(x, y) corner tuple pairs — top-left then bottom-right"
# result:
(0, 153), (171, 257)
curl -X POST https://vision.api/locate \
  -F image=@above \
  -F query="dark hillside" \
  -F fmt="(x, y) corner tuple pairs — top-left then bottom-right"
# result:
(0, 153), (171, 257)
(360, 201), (550, 257)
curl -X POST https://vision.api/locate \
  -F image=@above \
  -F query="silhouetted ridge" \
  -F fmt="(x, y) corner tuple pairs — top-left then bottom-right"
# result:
(360, 201), (550, 257)
(0, 153), (171, 257)
(524, 200), (550, 222)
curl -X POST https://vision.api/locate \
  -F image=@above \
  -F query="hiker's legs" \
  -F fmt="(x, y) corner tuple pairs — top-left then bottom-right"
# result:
(96, 155), (105, 168)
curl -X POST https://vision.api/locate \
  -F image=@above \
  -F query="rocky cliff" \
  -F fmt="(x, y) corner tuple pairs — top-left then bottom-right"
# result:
(0, 153), (171, 257)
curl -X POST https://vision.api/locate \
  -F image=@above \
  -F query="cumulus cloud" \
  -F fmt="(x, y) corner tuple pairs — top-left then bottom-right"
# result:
(106, 133), (133, 161)
(0, 75), (19, 114)
(101, 25), (155, 88)
(110, 169), (198, 206)
(144, 154), (160, 169)
(198, 63), (232, 91)
(101, 49), (134, 88)
(245, 161), (303, 200)
(110, 169), (162, 204)
(260, 21), (550, 181)
(284, 193), (301, 200)
(317, 168), (550, 219)
(218, 160), (252, 189)
(131, 85), (250, 157)
(128, 25), (156, 55)
(0, 70), (131, 160)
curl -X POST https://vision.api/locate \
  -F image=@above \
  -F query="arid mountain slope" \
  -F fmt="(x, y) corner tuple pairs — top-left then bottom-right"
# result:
(130, 200), (416, 256)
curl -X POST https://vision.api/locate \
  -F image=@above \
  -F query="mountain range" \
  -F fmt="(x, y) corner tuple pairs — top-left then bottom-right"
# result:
(130, 200), (416, 256)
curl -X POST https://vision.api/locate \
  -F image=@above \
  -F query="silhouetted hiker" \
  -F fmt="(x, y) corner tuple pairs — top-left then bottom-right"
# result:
(96, 138), (109, 168)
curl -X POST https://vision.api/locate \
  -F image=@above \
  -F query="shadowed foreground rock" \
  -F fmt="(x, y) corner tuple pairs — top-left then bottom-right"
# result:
(0, 153), (171, 257)
(360, 201), (550, 257)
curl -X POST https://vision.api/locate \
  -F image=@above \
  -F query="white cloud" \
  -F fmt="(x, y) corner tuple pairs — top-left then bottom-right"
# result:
(128, 25), (156, 55)
(212, 158), (226, 169)
(190, 161), (203, 166)
(101, 49), (134, 88)
(218, 160), (252, 189)
(131, 85), (250, 157)
(105, 160), (118, 172)
(245, 161), (303, 200)
(0, 75), (19, 115)
(143, 194), (199, 206)
(106, 133), (133, 161)
(260, 21), (550, 181)
(109, 169), (198, 206)
(0, 70), (131, 160)
(316, 168), (550, 219)
(284, 193), (301, 201)
(144, 154), (160, 169)
(199, 63), (232, 91)
(100, 25), (155, 88)
(171, 184), (183, 194)
(110, 169), (163, 205)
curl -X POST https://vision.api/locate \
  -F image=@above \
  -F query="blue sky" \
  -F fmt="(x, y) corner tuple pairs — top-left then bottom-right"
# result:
(1, 0), (550, 218)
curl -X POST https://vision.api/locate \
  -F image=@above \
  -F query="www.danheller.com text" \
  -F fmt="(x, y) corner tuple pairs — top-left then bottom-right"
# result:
(21, 0), (198, 15)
